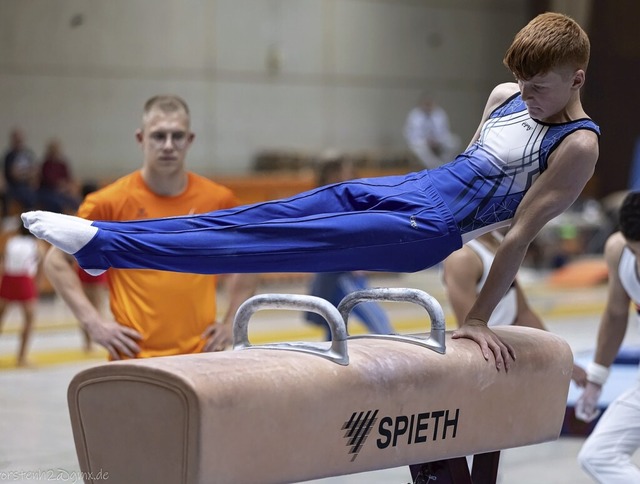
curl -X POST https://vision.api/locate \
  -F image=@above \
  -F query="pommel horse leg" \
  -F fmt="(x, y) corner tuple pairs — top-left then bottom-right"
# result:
(67, 289), (573, 484)
(410, 452), (499, 483)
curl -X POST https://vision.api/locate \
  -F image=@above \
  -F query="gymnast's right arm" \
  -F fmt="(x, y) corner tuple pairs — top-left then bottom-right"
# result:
(44, 246), (142, 359)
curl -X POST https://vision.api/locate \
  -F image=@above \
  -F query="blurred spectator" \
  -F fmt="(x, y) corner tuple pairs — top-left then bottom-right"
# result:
(37, 139), (80, 213)
(3, 129), (38, 216)
(0, 223), (46, 367)
(403, 93), (460, 169)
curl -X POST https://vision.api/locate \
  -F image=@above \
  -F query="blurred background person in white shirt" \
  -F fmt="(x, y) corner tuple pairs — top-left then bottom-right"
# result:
(403, 93), (460, 169)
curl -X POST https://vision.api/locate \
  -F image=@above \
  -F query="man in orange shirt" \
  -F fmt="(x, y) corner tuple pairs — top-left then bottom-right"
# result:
(44, 95), (257, 359)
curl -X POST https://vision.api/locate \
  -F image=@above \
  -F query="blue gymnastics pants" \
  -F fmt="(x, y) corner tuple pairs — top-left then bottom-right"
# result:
(75, 170), (462, 275)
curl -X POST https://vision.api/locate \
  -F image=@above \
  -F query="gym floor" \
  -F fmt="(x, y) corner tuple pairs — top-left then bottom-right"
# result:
(1, 267), (638, 483)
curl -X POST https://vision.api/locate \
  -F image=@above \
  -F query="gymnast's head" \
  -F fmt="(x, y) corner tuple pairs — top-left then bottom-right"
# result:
(503, 12), (590, 82)
(619, 192), (640, 242)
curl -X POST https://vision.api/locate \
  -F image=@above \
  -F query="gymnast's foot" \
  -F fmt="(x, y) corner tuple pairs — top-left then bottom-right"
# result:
(21, 211), (105, 276)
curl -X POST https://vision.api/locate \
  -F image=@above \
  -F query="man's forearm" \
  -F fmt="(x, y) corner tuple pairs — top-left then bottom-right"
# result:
(44, 247), (102, 328)
(220, 274), (259, 326)
(593, 312), (628, 368)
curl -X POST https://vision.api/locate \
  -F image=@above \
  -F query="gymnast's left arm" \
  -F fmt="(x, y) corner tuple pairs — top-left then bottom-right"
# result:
(202, 273), (259, 352)
(455, 129), (599, 371)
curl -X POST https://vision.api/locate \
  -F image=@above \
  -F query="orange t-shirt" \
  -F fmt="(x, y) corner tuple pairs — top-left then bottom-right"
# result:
(77, 171), (239, 358)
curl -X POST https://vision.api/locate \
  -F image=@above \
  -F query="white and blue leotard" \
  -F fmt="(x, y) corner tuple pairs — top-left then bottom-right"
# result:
(74, 94), (600, 275)
(431, 93), (600, 240)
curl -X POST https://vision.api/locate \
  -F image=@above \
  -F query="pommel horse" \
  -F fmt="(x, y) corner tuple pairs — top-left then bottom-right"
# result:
(67, 288), (573, 484)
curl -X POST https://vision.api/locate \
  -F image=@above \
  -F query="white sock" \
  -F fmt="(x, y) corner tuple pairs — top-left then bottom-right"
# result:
(21, 211), (98, 255)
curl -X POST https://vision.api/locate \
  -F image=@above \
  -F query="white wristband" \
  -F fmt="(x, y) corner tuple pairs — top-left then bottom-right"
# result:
(586, 362), (610, 386)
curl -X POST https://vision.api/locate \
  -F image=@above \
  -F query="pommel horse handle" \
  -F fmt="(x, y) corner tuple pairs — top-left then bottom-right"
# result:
(233, 293), (350, 365)
(338, 287), (446, 354)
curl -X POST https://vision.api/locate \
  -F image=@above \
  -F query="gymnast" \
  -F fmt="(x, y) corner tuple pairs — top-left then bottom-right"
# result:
(21, 12), (600, 371)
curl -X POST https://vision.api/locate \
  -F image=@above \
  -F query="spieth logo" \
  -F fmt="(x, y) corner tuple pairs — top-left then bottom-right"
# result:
(342, 408), (460, 462)
(342, 410), (379, 462)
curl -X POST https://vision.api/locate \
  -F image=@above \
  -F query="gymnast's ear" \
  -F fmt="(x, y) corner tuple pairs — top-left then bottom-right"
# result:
(571, 69), (585, 90)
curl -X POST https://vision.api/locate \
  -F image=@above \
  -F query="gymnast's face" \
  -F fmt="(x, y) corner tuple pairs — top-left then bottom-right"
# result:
(517, 65), (584, 123)
(136, 107), (195, 176)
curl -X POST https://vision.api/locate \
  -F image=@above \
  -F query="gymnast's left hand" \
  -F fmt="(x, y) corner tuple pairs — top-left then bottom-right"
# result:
(452, 319), (516, 371)
(202, 321), (233, 352)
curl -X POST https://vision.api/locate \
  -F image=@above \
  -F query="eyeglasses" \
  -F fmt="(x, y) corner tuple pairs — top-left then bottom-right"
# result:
(148, 131), (190, 150)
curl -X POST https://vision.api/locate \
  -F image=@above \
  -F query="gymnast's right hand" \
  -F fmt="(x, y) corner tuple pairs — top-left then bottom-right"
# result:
(84, 318), (142, 360)
(452, 318), (516, 371)
(575, 382), (602, 423)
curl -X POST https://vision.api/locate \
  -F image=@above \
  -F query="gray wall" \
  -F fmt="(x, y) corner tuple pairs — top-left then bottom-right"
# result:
(0, 0), (527, 180)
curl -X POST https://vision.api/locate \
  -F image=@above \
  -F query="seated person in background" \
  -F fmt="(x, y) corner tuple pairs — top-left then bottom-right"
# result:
(37, 139), (81, 213)
(3, 128), (38, 215)
(403, 93), (460, 169)
(304, 154), (394, 338)
(442, 230), (587, 385)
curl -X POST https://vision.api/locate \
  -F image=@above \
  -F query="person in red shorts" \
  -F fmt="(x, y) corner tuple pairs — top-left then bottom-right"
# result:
(0, 223), (46, 366)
